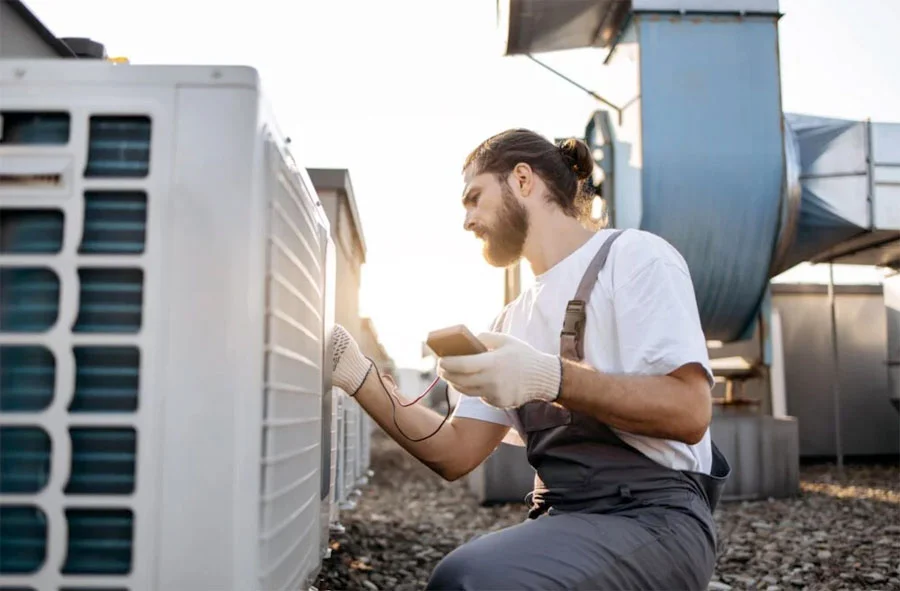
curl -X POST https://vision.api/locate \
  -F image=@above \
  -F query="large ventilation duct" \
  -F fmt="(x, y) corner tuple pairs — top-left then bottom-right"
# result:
(633, 13), (785, 342)
(504, 1), (900, 343)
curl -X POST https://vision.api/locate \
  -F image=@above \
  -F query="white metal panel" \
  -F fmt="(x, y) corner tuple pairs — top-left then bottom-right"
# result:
(801, 119), (868, 178)
(873, 122), (900, 163)
(0, 60), (260, 88)
(872, 122), (900, 230)
(157, 82), (266, 591)
(632, 0), (779, 12)
(802, 176), (871, 228)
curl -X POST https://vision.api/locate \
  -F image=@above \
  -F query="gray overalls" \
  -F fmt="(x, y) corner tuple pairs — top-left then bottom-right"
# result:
(428, 230), (731, 591)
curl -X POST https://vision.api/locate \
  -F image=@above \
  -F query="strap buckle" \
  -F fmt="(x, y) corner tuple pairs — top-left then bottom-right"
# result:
(562, 299), (586, 336)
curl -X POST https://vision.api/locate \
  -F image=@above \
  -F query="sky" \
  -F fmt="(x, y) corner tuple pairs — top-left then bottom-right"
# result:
(24, 0), (900, 369)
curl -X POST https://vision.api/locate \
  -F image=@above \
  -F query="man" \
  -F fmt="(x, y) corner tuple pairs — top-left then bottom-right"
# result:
(330, 128), (729, 590)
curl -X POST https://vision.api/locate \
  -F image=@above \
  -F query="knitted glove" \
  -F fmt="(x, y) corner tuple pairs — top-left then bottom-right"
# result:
(331, 325), (373, 395)
(436, 332), (561, 409)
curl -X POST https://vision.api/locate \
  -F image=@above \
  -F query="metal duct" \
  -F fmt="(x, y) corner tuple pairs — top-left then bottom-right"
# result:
(776, 114), (871, 272)
(636, 15), (785, 343)
(505, 4), (898, 343)
(769, 116), (804, 277)
(600, 24), (896, 342)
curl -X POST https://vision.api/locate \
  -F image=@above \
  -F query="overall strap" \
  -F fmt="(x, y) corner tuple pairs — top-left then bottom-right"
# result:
(561, 229), (627, 361)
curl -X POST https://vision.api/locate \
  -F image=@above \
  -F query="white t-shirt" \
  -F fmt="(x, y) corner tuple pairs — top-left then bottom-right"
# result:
(452, 228), (714, 475)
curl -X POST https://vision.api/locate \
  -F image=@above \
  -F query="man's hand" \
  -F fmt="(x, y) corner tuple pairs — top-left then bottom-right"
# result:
(331, 325), (373, 395)
(330, 325), (512, 482)
(436, 332), (562, 409)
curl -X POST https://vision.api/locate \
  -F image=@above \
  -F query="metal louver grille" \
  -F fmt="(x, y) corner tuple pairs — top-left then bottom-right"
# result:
(259, 141), (325, 591)
(62, 508), (134, 575)
(70, 347), (140, 413)
(0, 506), (47, 574)
(0, 346), (55, 412)
(0, 210), (64, 254)
(79, 191), (147, 255)
(73, 268), (143, 334)
(65, 428), (137, 495)
(84, 117), (151, 178)
(0, 427), (51, 494)
(0, 268), (60, 333)
(0, 111), (70, 145)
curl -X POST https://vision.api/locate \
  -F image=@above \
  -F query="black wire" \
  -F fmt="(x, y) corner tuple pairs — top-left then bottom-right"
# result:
(352, 356), (452, 442)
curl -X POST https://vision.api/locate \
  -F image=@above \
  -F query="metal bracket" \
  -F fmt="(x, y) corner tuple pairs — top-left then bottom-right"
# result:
(525, 55), (634, 125)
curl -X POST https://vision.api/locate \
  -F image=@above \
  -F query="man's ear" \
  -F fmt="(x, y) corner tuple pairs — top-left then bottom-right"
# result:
(512, 162), (534, 198)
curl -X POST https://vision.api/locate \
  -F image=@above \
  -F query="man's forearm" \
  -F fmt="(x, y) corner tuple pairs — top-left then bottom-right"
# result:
(556, 359), (711, 445)
(350, 370), (462, 477)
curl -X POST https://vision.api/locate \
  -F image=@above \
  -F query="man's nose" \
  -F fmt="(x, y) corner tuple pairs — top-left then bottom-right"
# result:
(463, 215), (476, 232)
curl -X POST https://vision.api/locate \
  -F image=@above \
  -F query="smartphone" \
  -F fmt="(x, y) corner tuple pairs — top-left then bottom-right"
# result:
(426, 324), (488, 358)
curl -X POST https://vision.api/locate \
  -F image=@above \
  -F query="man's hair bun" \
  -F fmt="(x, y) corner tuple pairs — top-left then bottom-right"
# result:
(557, 138), (594, 181)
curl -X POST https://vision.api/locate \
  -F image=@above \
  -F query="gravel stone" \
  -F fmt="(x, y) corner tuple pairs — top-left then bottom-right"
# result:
(315, 429), (900, 590)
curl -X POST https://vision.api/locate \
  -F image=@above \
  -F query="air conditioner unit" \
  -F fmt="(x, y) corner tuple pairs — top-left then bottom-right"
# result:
(332, 386), (361, 512)
(0, 60), (339, 591)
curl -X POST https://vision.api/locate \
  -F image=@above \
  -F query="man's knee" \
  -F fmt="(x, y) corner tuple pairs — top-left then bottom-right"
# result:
(426, 540), (513, 591)
(425, 549), (465, 590)
(427, 545), (481, 590)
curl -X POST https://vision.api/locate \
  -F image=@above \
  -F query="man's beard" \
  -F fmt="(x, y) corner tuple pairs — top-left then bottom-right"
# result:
(480, 184), (529, 268)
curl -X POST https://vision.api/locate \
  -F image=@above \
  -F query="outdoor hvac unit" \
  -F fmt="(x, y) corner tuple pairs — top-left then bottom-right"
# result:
(0, 61), (339, 591)
(332, 389), (368, 512)
(358, 411), (372, 484)
(340, 391), (359, 507)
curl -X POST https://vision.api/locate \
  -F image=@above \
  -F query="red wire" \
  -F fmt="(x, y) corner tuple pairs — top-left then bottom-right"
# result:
(388, 374), (442, 408)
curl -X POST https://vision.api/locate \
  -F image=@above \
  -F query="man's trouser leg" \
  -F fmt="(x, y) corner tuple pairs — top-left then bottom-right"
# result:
(426, 499), (716, 591)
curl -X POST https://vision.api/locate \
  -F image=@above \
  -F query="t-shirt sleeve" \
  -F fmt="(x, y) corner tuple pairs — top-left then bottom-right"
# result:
(612, 252), (715, 388)
(448, 306), (516, 427)
(451, 385), (514, 426)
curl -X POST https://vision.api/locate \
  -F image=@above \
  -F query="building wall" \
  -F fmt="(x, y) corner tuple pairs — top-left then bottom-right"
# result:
(318, 188), (363, 338)
(314, 182), (395, 379)
(359, 318), (395, 378)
